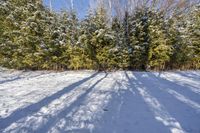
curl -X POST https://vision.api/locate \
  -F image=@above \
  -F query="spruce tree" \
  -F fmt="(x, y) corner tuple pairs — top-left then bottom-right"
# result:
(168, 14), (191, 69)
(186, 5), (200, 69)
(78, 7), (113, 70)
(147, 10), (171, 70)
(111, 17), (130, 69)
(129, 8), (151, 70)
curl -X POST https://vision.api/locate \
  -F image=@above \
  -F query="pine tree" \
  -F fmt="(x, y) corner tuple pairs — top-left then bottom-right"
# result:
(67, 11), (93, 70)
(168, 14), (191, 69)
(20, 1), (50, 69)
(129, 8), (171, 70)
(92, 7), (115, 70)
(0, 1), (199, 71)
(78, 7), (114, 70)
(0, 0), (30, 68)
(111, 17), (130, 69)
(129, 8), (151, 70)
(186, 5), (200, 69)
(147, 10), (171, 70)
(0, 0), (55, 69)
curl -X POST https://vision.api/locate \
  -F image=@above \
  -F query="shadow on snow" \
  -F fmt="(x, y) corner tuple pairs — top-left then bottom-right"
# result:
(0, 71), (200, 133)
(133, 72), (200, 133)
(0, 72), (99, 130)
(36, 73), (108, 133)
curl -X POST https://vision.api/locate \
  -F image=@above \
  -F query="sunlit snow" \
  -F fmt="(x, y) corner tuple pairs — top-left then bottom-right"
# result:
(0, 68), (200, 133)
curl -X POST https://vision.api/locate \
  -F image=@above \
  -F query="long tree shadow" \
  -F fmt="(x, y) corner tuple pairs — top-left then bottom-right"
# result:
(133, 72), (200, 133)
(36, 73), (108, 133)
(126, 72), (183, 133)
(0, 77), (22, 84)
(149, 72), (200, 103)
(0, 71), (25, 84)
(0, 72), (99, 130)
(48, 73), (119, 133)
(157, 71), (200, 89)
(174, 71), (200, 82)
(0, 71), (51, 85)
(94, 71), (171, 133)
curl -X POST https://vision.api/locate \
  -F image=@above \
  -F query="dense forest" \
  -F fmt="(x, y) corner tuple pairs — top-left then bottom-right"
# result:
(0, 0), (199, 71)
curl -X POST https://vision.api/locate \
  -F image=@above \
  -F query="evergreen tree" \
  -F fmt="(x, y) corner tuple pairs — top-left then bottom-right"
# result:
(129, 8), (171, 70)
(78, 7), (114, 70)
(0, 0), (33, 68)
(67, 11), (92, 70)
(186, 5), (200, 69)
(168, 14), (191, 69)
(0, 1), (199, 71)
(129, 8), (151, 70)
(19, 1), (50, 69)
(111, 17), (130, 69)
(147, 11), (171, 70)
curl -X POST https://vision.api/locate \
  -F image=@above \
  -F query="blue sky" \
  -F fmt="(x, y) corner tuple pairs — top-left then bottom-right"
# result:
(43, 0), (90, 19)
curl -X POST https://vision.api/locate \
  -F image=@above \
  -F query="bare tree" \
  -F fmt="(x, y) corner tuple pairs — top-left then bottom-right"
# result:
(87, 0), (199, 20)
(49, 0), (52, 11)
(70, 0), (74, 10)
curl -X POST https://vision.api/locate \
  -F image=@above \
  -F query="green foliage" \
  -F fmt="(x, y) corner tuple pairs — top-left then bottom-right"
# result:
(147, 11), (172, 70)
(128, 8), (172, 70)
(186, 5), (200, 69)
(0, 1), (199, 71)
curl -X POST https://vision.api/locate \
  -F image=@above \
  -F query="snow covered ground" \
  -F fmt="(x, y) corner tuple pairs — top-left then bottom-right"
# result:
(0, 68), (200, 133)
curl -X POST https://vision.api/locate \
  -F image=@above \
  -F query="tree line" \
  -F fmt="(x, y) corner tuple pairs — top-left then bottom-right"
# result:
(0, 0), (199, 71)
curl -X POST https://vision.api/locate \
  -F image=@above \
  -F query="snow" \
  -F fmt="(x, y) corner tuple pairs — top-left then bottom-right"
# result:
(0, 69), (200, 133)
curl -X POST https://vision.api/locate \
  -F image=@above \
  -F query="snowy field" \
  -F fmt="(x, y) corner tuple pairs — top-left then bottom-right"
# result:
(0, 68), (200, 133)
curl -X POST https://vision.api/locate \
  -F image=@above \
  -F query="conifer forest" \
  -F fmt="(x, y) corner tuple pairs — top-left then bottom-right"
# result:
(0, 0), (199, 71)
